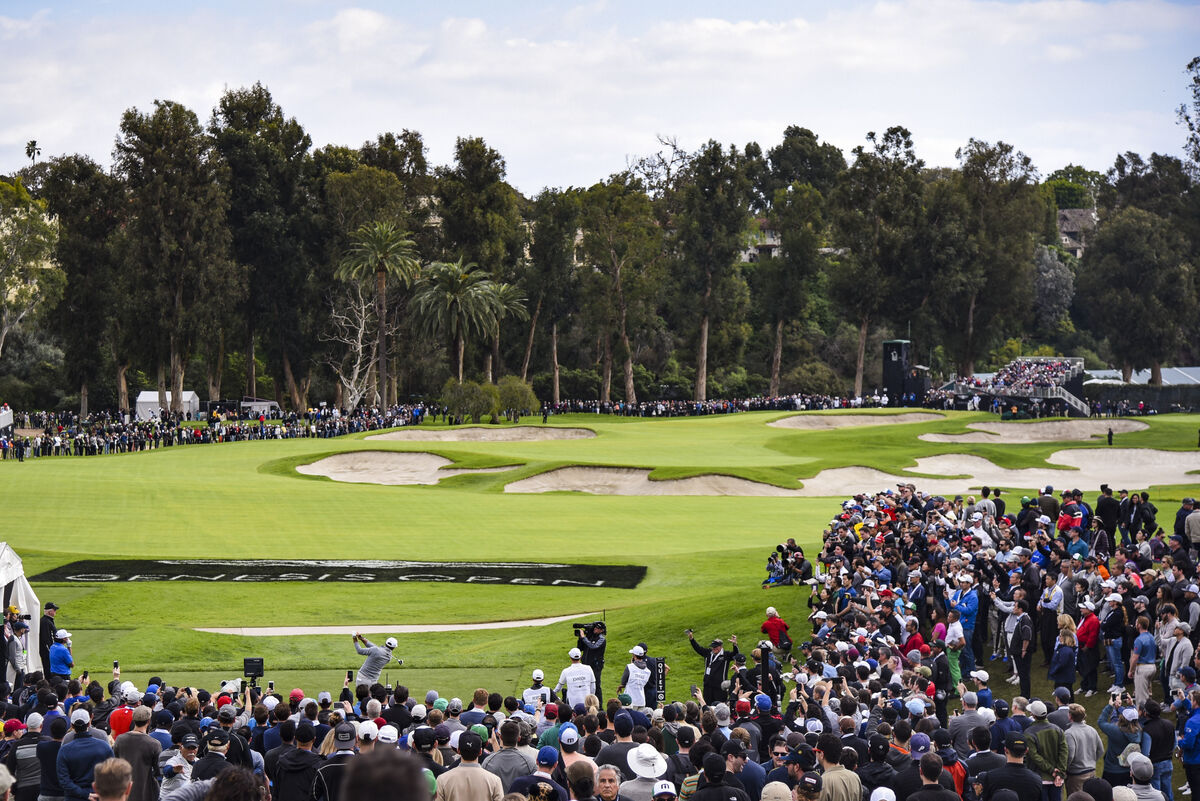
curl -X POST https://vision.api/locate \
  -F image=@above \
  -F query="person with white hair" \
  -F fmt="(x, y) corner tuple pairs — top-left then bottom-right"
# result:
(761, 607), (790, 659)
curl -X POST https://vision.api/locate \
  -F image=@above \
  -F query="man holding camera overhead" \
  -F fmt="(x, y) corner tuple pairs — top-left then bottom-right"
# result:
(575, 620), (607, 698)
(688, 631), (738, 704)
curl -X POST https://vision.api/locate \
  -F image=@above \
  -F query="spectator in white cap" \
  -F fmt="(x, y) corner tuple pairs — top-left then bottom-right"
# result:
(1167, 621), (1196, 694)
(554, 647), (596, 708)
(652, 780), (678, 800)
(523, 669), (554, 708)
(57, 709), (114, 801)
(47, 630), (73, 683)
(350, 633), (398, 687)
(356, 721), (378, 753)
(618, 646), (651, 708)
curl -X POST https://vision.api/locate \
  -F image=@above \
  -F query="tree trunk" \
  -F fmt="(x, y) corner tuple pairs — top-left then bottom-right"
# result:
(696, 314), (709, 402)
(963, 293), (977, 378)
(207, 329), (225, 401)
(492, 326), (502, 382)
(246, 325), (256, 398)
(390, 357), (399, 406)
(117, 363), (129, 416)
(334, 381), (344, 410)
(695, 275), (712, 402)
(282, 352), (305, 410)
(621, 333), (636, 405)
(455, 334), (465, 382)
(551, 320), (560, 405)
(1151, 362), (1163, 386)
(169, 343), (186, 414)
(521, 297), (541, 382)
(157, 364), (168, 411)
(79, 381), (89, 418)
(376, 267), (389, 404)
(854, 316), (869, 398)
(769, 317), (784, 397)
(484, 353), (493, 384)
(1121, 363), (1133, 383)
(601, 333), (612, 404)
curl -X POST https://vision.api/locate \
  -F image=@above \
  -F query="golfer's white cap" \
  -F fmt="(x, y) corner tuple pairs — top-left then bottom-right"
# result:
(569, 647), (582, 659)
(385, 637), (398, 649)
(532, 669), (544, 680)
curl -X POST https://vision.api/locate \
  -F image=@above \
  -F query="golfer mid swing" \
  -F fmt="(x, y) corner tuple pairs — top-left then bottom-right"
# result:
(351, 632), (401, 685)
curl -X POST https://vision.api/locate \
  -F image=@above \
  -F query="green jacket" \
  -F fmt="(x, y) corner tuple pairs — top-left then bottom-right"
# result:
(1025, 720), (1068, 780)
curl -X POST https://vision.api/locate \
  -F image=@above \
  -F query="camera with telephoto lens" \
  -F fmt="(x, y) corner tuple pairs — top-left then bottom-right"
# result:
(571, 621), (606, 637)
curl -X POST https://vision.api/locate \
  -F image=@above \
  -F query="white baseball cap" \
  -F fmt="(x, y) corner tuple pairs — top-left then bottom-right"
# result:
(569, 647), (582, 659)
(357, 721), (379, 741)
(385, 637), (398, 649)
(70, 709), (90, 725)
(653, 781), (677, 798)
(377, 724), (399, 744)
(969, 670), (989, 683)
(1106, 593), (1123, 603)
(55, 629), (71, 640)
(630, 645), (646, 657)
(532, 669), (544, 681)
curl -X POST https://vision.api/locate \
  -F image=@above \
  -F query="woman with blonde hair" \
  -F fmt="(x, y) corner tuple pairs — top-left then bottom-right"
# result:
(1049, 629), (1077, 697)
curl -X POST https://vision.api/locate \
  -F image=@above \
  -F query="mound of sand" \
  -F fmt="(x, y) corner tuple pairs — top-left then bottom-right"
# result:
(367, 426), (594, 442)
(769, 412), (943, 430)
(504, 466), (802, 497)
(791, 447), (1200, 496)
(297, 452), (513, 486)
(920, 419), (1148, 444)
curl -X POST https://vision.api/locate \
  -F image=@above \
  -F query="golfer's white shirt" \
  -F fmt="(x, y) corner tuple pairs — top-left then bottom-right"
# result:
(556, 663), (596, 706)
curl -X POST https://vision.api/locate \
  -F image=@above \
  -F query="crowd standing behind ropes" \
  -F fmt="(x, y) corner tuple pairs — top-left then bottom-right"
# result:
(3, 486), (1200, 801)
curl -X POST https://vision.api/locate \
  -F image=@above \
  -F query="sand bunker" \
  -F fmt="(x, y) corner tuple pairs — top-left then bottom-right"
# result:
(920, 419), (1148, 444)
(367, 426), (594, 442)
(769, 412), (943, 430)
(197, 611), (601, 637)
(297, 452), (513, 485)
(792, 448), (1200, 496)
(504, 448), (1200, 497)
(505, 466), (803, 497)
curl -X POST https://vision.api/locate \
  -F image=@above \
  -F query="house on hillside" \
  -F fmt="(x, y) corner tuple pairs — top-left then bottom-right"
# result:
(740, 218), (781, 262)
(1057, 208), (1098, 259)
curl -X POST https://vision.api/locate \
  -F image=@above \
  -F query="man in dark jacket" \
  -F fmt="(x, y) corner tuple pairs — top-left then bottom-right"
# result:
(5, 713), (42, 801)
(692, 752), (750, 801)
(857, 734), (896, 799)
(313, 723), (357, 801)
(190, 730), (233, 782)
(689, 633), (739, 705)
(929, 641), (951, 726)
(38, 603), (57, 676)
(272, 724), (322, 801)
(56, 710), (114, 801)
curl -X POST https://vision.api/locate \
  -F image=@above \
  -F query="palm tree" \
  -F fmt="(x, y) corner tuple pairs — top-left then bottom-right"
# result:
(485, 282), (528, 382)
(337, 221), (420, 405)
(24, 140), (40, 163)
(411, 259), (497, 382)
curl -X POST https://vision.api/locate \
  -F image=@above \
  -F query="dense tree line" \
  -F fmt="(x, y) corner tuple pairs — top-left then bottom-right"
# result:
(2, 65), (1199, 414)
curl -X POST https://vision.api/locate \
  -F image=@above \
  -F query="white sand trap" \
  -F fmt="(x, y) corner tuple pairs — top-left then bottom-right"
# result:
(505, 466), (801, 496)
(920, 419), (1148, 444)
(297, 451), (513, 485)
(769, 412), (943, 430)
(367, 426), (594, 442)
(793, 448), (1200, 496)
(197, 611), (601, 637)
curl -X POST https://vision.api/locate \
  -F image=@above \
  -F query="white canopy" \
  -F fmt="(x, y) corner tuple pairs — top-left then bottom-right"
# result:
(0, 543), (41, 677)
(135, 390), (200, 420)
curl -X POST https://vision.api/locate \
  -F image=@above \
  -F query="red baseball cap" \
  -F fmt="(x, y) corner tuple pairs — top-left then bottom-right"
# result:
(289, 688), (304, 702)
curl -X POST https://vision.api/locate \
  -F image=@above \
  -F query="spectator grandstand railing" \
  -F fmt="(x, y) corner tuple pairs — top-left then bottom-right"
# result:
(954, 356), (1089, 416)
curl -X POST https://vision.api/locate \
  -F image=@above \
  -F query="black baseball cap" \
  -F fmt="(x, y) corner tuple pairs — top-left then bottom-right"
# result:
(44, 602), (58, 610)
(1004, 731), (1027, 755)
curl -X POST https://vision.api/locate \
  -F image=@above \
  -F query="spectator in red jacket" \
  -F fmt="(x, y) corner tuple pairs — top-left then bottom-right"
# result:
(761, 608), (789, 657)
(1076, 602), (1101, 697)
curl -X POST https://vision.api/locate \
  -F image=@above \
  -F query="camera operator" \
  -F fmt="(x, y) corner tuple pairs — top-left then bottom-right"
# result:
(576, 621), (606, 698)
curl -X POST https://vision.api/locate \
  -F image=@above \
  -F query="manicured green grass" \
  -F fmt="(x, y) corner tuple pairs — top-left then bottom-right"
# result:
(4, 409), (1200, 701)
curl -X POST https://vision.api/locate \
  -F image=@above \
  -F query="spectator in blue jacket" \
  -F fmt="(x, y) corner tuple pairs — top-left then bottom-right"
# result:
(56, 710), (113, 801)
(949, 573), (980, 674)
(1180, 691), (1200, 796)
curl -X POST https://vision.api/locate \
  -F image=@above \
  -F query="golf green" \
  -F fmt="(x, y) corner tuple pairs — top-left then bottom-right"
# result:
(4, 409), (1199, 700)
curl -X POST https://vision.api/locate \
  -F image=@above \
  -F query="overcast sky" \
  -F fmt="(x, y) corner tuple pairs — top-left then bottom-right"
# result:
(2, 1), (1197, 195)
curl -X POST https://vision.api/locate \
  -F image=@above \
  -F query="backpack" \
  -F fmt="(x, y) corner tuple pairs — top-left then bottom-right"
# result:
(777, 629), (792, 652)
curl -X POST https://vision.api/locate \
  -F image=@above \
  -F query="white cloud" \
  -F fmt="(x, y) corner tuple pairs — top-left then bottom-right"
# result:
(1, 1), (1196, 192)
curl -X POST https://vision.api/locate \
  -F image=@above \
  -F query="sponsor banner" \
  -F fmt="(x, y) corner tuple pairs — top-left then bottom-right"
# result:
(31, 559), (646, 589)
